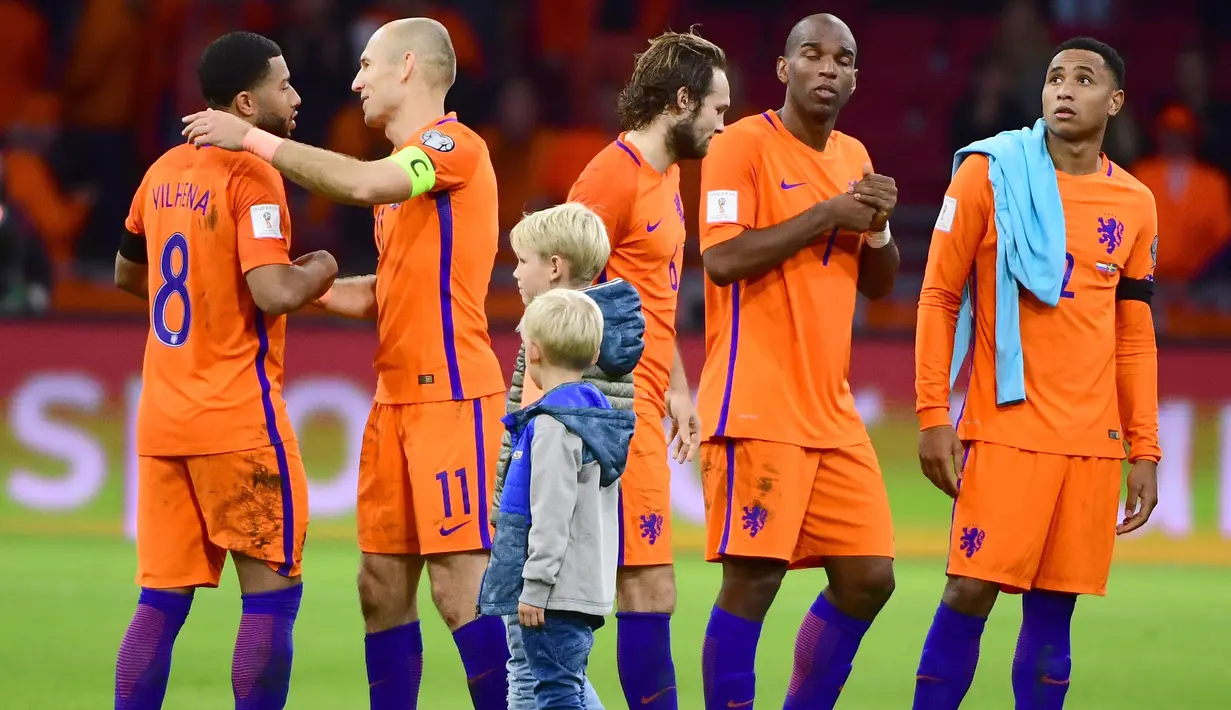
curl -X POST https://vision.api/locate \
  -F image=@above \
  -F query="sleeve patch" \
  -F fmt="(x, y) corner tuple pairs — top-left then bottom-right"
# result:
(249, 204), (283, 240)
(420, 129), (455, 152)
(935, 195), (958, 233)
(706, 190), (739, 224)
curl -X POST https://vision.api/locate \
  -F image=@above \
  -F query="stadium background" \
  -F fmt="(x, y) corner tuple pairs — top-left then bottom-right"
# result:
(4, 0), (1231, 708)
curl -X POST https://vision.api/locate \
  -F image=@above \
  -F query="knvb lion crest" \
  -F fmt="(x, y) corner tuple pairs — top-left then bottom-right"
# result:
(960, 526), (986, 558)
(639, 513), (664, 545)
(1097, 216), (1124, 255)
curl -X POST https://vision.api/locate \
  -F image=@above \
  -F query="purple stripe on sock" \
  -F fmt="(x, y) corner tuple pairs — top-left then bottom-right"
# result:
(232, 585), (301, 710)
(115, 589), (193, 710)
(784, 593), (871, 710)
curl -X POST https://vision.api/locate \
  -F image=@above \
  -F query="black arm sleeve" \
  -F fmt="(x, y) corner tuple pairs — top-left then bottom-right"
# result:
(1115, 276), (1154, 305)
(118, 231), (147, 264)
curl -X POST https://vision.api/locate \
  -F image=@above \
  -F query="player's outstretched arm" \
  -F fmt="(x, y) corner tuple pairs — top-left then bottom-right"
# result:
(182, 110), (431, 206)
(313, 274), (378, 320)
(703, 194), (875, 287)
(245, 250), (338, 316)
(114, 231), (148, 299)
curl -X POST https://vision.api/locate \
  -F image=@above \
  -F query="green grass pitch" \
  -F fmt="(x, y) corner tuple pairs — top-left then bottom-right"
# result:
(3, 416), (1231, 707)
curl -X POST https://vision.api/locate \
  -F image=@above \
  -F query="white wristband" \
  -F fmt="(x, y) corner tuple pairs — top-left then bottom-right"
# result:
(865, 222), (892, 249)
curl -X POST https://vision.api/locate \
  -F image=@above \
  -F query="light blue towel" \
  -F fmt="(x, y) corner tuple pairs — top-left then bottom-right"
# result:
(949, 118), (1067, 406)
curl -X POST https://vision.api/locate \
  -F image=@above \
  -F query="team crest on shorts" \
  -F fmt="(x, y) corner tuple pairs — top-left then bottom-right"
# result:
(960, 526), (986, 558)
(741, 504), (768, 538)
(639, 513), (664, 545)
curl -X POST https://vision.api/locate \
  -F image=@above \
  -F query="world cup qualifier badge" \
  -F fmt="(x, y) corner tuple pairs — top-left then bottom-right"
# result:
(420, 129), (455, 152)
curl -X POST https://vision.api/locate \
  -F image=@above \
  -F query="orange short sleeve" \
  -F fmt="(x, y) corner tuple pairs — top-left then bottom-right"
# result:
(1122, 190), (1158, 282)
(567, 163), (634, 249)
(230, 164), (291, 274)
(699, 130), (758, 251)
(412, 119), (481, 192)
(126, 171), (149, 235)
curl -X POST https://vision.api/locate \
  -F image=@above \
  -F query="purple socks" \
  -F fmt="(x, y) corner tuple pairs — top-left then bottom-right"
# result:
(913, 602), (988, 710)
(232, 584), (302, 709)
(366, 621), (424, 710)
(114, 588), (194, 709)
(617, 611), (678, 708)
(1012, 591), (1076, 710)
(452, 615), (510, 709)
(701, 606), (761, 710)
(783, 592), (872, 709)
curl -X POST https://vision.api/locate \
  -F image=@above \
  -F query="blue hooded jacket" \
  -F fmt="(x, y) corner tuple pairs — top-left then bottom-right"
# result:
(479, 381), (636, 617)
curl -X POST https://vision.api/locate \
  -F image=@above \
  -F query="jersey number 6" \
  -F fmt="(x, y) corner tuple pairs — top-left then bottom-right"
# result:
(152, 232), (191, 347)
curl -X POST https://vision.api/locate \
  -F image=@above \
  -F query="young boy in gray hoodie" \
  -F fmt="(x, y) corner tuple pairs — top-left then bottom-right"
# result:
(479, 288), (638, 709)
(486, 203), (644, 709)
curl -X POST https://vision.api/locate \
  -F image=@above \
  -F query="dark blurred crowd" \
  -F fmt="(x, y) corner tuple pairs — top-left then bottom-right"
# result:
(2, 0), (1231, 335)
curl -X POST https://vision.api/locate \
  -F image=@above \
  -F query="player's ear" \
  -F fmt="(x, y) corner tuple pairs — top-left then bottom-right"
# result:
(526, 341), (542, 365)
(776, 56), (789, 86)
(850, 68), (858, 96)
(401, 51), (416, 82)
(233, 91), (256, 119)
(673, 86), (693, 115)
(1107, 88), (1124, 118)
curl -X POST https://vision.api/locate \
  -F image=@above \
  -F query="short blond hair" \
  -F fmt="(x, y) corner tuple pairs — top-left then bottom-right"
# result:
(520, 289), (604, 372)
(509, 202), (611, 285)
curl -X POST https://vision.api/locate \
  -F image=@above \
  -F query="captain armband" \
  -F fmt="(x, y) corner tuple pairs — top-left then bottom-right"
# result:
(1115, 276), (1154, 305)
(386, 146), (438, 197)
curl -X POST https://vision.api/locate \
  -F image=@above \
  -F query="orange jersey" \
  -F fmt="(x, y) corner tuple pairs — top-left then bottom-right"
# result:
(568, 136), (686, 418)
(372, 113), (504, 404)
(125, 144), (295, 457)
(916, 154), (1162, 461)
(697, 110), (872, 449)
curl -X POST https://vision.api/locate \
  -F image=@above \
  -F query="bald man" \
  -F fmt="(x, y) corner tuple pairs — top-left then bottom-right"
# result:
(697, 13), (898, 710)
(183, 18), (510, 710)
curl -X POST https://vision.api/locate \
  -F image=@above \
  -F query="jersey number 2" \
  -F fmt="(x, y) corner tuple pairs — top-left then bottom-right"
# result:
(152, 232), (191, 347)
(1060, 252), (1076, 299)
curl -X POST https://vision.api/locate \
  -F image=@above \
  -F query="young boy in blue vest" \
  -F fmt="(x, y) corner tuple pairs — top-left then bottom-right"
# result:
(480, 288), (638, 709)
(490, 202), (644, 710)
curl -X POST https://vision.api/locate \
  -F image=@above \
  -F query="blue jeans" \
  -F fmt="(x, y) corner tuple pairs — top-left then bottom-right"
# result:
(505, 613), (602, 710)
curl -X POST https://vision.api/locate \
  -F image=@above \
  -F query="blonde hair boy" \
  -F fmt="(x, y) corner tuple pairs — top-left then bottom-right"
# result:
(511, 202), (612, 303)
(520, 289), (605, 377)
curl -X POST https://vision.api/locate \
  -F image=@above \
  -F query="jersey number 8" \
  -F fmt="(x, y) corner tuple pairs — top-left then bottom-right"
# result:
(152, 232), (191, 347)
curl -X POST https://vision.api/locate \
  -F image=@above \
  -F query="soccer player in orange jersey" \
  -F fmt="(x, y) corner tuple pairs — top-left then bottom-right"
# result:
(183, 19), (509, 710)
(911, 38), (1160, 710)
(112, 32), (337, 710)
(696, 15), (901, 710)
(565, 30), (730, 709)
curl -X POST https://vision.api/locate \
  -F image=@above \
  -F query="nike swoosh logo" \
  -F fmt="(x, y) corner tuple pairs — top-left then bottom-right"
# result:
(780, 180), (805, 190)
(641, 686), (676, 704)
(439, 520), (471, 536)
(727, 701), (753, 708)
(467, 666), (500, 685)
(647, 220), (662, 231)
(1040, 675), (1070, 686)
